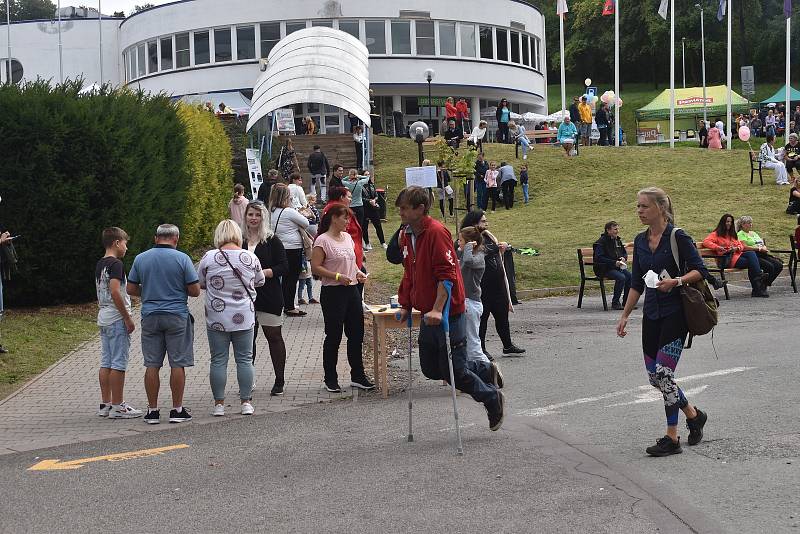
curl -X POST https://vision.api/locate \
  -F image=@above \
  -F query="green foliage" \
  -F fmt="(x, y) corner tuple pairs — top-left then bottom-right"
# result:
(3, 0), (55, 22)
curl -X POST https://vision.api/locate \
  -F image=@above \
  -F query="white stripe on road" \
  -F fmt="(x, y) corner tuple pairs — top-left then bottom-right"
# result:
(606, 385), (709, 407)
(516, 367), (753, 417)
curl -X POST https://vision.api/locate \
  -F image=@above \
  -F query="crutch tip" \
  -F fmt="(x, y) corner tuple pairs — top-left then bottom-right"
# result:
(408, 435), (414, 442)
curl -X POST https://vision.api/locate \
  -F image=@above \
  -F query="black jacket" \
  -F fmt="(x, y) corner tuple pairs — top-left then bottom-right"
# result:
(244, 236), (288, 316)
(569, 103), (580, 123)
(592, 233), (628, 277)
(595, 108), (609, 127)
(474, 159), (489, 183)
(307, 151), (330, 176)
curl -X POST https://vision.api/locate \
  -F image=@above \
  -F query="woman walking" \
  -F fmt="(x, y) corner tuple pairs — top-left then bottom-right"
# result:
(311, 204), (374, 393)
(457, 225), (490, 364)
(279, 139), (299, 180)
(616, 187), (708, 456)
(242, 201), (290, 396)
(269, 183), (311, 316)
(198, 220), (265, 416)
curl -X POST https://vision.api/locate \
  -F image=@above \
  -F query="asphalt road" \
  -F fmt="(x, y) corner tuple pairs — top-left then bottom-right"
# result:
(0, 280), (798, 533)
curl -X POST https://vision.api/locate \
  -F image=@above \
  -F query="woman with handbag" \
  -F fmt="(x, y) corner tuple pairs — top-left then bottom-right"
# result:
(616, 187), (709, 457)
(736, 215), (784, 288)
(269, 184), (311, 316)
(242, 201), (290, 396)
(702, 213), (767, 297)
(361, 171), (387, 250)
(198, 220), (265, 416)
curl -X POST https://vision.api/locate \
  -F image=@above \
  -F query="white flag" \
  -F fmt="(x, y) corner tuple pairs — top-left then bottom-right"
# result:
(658, 0), (669, 19)
(557, 0), (568, 16)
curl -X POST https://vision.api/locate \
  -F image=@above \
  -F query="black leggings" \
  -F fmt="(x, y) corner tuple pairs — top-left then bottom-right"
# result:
(757, 253), (784, 286)
(281, 248), (303, 312)
(363, 204), (385, 245)
(260, 324), (286, 386)
(488, 187), (499, 211)
(502, 180), (515, 209)
(320, 285), (365, 383)
(479, 296), (512, 350)
(351, 206), (366, 243)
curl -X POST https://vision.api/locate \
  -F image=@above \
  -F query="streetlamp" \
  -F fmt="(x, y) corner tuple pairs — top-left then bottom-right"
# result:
(681, 37), (686, 89)
(695, 2), (708, 123)
(424, 68), (435, 130)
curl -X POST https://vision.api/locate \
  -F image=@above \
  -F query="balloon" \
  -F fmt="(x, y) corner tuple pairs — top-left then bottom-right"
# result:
(739, 125), (751, 142)
(584, 78), (592, 86)
(600, 93), (610, 103)
(617, 98), (623, 107)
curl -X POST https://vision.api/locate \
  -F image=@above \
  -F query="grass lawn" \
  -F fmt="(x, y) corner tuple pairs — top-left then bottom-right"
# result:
(0, 304), (97, 400)
(368, 135), (798, 292)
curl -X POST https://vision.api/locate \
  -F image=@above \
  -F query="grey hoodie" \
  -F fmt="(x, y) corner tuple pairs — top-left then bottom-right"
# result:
(457, 243), (485, 301)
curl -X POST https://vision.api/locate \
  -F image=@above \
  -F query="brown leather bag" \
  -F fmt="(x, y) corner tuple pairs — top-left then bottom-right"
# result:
(670, 228), (718, 336)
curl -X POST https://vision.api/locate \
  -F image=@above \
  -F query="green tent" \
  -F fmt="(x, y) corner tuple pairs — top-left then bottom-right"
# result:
(760, 85), (800, 104)
(635, 85), (750, 120)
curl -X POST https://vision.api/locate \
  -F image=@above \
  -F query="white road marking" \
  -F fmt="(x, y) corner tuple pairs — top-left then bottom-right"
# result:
(606, 385), (709, 407)
(516, 367), (753, 417)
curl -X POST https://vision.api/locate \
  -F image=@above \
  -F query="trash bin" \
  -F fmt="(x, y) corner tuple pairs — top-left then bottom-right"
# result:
(377, 188), (387, 220)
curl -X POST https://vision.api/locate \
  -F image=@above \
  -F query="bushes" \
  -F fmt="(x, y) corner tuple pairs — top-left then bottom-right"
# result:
(0, 80), (233, 305)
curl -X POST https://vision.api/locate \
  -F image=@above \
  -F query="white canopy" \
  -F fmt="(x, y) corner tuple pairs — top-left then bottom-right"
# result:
(247, 27), (371, 132)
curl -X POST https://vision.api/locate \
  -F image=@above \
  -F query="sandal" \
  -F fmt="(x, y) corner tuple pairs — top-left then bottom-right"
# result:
(285, 309), (307, 317)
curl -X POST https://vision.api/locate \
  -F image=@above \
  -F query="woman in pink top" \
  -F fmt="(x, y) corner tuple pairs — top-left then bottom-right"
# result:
(707, 125), (722, 149)
(484, 161), (500, 212)
(311, 203), (373, 393)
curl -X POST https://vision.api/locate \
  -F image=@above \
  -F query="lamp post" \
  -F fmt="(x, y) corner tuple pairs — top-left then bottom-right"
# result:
(98, 0), (102, 85)
(57, 0), (63, 84)
(424, 68), (435, 130)
(5, 0), (11, 84)
(695, 2), (708, 123)
(681, 37), (686, 89)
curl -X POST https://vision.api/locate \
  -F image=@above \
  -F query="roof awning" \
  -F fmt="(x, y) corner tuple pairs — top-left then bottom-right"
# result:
(247, 27), (371, 131)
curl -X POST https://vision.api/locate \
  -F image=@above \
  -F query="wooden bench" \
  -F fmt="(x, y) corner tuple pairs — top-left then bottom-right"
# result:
(697, 240), (796, 299)
(577, 245), (633, 310)
(749, 151), (764, 185)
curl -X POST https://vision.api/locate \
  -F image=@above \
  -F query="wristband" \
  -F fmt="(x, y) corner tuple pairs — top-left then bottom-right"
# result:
(335, 272), (340, 281)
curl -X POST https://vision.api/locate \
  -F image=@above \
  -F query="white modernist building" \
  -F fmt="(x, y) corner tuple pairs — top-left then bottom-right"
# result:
(2, 0), (547, 134)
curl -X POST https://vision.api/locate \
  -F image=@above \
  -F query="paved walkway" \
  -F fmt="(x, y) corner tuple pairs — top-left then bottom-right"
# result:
(0, 281), (376, 455)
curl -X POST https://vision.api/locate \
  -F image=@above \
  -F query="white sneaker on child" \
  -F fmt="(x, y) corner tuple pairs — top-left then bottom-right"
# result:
(108, 402), (143, 419)
(97, 404), (111, 417)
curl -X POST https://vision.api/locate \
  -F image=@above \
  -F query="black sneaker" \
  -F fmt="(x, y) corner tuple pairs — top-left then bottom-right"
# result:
(0, 345), (8, 354)
(270, 383), (285, 396)
(502, 344), (526, 356)
(487, 391), (505, 431)
(686, 409), (708, 446)
(144, 409), (160, 425)
(350, 375), (375, 390)
(489, 362), (504, 389)
(325, 382), (342, 393)
(646, 435), (682, 457)
(168, 408), (192, 423)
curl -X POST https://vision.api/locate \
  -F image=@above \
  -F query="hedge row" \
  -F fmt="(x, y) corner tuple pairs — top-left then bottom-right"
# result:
(0, 80), (233, 305)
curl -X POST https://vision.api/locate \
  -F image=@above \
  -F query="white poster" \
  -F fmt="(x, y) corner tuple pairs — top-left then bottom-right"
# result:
(245, 148), (264, 199)
(404, 166), (438, 188)
(275, 108), (296, 133)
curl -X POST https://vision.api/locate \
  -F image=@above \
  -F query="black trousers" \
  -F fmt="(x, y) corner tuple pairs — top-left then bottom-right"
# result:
(282, 248), (303, 312)
(502, 180), (515, 209)
(363, 204), (385, 245)
(355, 141), (364, 170)
(479, 295), (513, 350)
(598, 126), (609, 146)
(498, 122), (510, 143)
(757, 252), (784, 285)
(320, 285), (365, 384)
(503, 249), (518, 304)
(351, 205), (366, 243)
(488, 187), (499, 211)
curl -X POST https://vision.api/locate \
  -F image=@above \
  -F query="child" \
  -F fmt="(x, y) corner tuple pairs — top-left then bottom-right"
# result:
(520, 163), (529, 204)
(95, 227), (141, 419)
(457, 226), (491, 365)
(484, 161), (499, 213)
(228, 183), (248, 226)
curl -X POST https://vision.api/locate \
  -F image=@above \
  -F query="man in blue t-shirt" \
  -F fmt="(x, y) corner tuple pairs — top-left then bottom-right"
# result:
(127, 224), (200, 425)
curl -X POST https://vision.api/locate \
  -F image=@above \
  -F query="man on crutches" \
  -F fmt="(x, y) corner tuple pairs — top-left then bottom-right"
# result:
(394, 187), (505, 442)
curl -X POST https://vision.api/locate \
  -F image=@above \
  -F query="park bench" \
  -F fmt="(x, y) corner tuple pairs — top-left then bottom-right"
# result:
(576, 245), (633, 311)
(749, 151), (764, 185)
(513, 130), (558, 159)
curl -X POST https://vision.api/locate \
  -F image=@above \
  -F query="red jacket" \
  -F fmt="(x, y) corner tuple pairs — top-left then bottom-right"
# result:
(445, 102), (458, 119)
(702, 230), (744, 267)
(397, 216), (465, 315)
(455, 100), (469, 120)
(323, 201), (364, 269)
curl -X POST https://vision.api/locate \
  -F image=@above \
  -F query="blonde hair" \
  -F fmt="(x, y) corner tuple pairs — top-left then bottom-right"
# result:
(241, 201), (274, 244)
(422, 159), (432, 166)
(214, 219), (243, 248)
(637, 187), (675, 223)
(268, 183), (291, 210)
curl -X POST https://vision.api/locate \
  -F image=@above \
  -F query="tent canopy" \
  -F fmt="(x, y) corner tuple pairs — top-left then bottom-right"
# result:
(247, 27), (370, 132)
(760, 85), (800, 104)
(635, 85), (750, 120)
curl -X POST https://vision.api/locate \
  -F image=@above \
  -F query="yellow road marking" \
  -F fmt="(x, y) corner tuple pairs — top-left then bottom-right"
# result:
(28, 444), (190, 471)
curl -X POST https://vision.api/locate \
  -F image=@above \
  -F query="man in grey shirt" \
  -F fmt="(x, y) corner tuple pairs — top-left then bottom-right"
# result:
(498, 162), (517, 210)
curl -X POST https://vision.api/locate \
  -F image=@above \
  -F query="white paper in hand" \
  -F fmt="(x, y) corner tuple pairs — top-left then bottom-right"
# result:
(644, 270), (660, 289)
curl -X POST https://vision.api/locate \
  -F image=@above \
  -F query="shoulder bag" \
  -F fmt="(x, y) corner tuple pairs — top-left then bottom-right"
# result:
(669, 228), (718, 336)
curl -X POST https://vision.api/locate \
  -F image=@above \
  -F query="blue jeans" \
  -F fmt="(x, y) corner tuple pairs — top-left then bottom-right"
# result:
(99, 319), (131, 371)
(207, 328), (254, 401)
(522, 183), (529, 203)
(518, 135), (531, 157)
(475, 181), (487, 211)
(418, 313), (498, 407)
(734, 251), (763, 290)
(605, 268), (631, 304)
(297, 277), (313, 300)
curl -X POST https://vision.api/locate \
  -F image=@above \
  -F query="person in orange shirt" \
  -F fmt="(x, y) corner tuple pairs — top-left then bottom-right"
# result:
(702, 213), (767, 297)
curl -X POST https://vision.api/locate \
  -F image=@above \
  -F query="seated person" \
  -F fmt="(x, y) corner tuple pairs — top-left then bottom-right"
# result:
(788, 177), (800, 215)
(592, 221), (631, 310)
(784, 132), (800, 179)
(508, 120), (531, 160)
(736, 215), (783, 288)
(443, 118), (463, 149)
(557, 116), (578, 157)
(760, 135), (790, 185)
(702, 213), (768, 297)
(750, 116), (762, 137)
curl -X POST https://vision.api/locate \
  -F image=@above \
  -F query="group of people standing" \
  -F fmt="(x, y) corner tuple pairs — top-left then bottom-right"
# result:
(472, 154), (528, 211)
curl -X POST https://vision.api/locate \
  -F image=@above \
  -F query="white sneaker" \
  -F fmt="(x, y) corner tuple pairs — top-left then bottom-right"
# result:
(382, 243), (388, 250)
(97, 404), (111, 417)
(364, 243), (373, 251)
(212, 404), (225, 417)
(108, 402), (143, 419)
(523, 154), (528, 160)
(241, 402), (255, 415)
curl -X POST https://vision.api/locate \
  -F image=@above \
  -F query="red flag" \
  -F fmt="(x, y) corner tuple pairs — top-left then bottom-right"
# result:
(602, 0), (615, 16)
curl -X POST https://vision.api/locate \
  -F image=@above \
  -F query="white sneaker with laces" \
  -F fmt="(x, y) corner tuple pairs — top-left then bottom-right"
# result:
(382, 243), (388, 250)
(108, 402), (143, 419)
(97, 404), (111, 417)
(241, 402), (255, 415)
(212, 404), (225, 417)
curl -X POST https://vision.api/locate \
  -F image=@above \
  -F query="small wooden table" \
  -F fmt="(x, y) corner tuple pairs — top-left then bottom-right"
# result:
(366, 305), (422, 398)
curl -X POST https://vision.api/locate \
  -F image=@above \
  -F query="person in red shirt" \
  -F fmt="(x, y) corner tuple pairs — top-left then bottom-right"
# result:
(455, 97), (470, 132)
(324, 187), (364, 270)
(444, 97), (458, 122)
(394, 187), (505, 431)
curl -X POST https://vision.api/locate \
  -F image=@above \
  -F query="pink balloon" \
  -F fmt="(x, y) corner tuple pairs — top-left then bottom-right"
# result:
(600, 93), (610, 103)
(738, 125), (751, 142)
(616, 98), (623, 107)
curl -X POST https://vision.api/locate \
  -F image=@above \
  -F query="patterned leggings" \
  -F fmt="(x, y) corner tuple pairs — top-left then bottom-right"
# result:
(642, 313), (689, 426)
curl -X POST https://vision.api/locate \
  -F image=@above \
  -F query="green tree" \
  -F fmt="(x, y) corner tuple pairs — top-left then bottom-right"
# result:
(3, 0), (56, 22)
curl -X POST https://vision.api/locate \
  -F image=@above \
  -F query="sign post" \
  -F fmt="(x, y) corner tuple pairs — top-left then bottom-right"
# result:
(741, 66), (756, 100)
(245, 148), (264, 199)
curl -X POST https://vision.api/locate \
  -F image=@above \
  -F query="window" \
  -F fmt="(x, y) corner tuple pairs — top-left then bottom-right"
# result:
(127, 49), (135, 79)
(439, 22), (456, 56)
(510, 31), (520, 63)
(522, 35), (530, 67)
(404, 97), (420, 115)
(312, 20), (333, 27)
(533, 37), (539, 70)
(260, 23), (280, 57)
(194, 31), (210, 64)
(391, 20), (411, 54)
(214, 28), (231, 62)
(160, 37), (173, 70)
(479, 25), (493, 59)
(496, 29), (508, 61)
(236, 26), (255, 60)
(325, 114), (340, 134)
(285, 21), (306, 35)
(176, 32), (190, 68)
(136, 44), (146, 77)
(415, 20), (434, 55)
(147, 40), (157, 73)
(365, 20), (386, 53)
(338, 19), (359, 39)
(459, 23), (476, 57)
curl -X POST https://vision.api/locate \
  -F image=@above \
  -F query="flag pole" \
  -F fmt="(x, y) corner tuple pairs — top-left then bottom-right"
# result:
(5, 0), (10, 83)
(98, 0), (103, 85)
(57, 0), (63, 84)
(787, 15), (792, 146)
(726, 0), (732, 150)
(669, 0), (675, 148)
(559, 12), (566, 119)
(614, 0), (620, 146)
